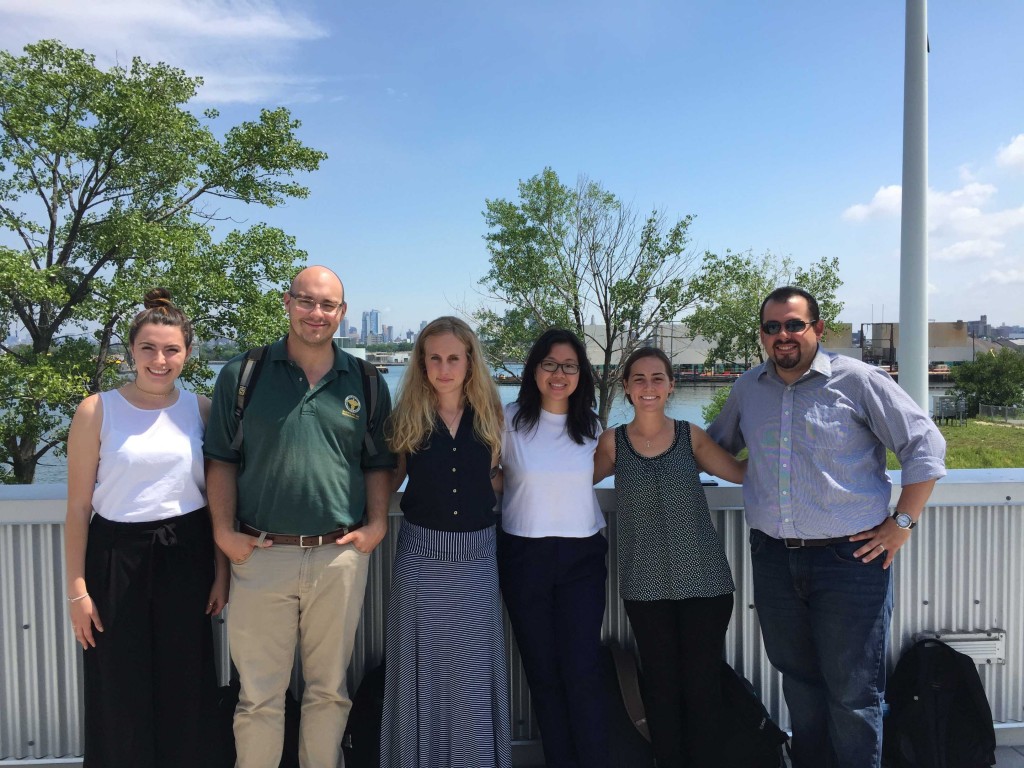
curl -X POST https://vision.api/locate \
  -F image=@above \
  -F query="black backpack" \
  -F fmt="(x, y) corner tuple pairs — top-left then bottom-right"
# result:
(601, 643), (655, 768)
(342, 662), (386, 768)
(883, 639), (996, 768)
(602, 645), (788, 768)
(719, 661), (790, 768)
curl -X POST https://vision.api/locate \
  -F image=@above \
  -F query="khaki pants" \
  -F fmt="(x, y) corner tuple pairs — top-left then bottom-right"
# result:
(228, 542), (370, 768)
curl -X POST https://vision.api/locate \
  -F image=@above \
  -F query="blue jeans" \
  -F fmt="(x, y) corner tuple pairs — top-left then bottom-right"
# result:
(750, 530), (893, 768)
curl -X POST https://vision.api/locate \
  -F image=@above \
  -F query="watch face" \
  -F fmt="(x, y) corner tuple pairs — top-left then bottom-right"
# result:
(895, 512), (913, 529)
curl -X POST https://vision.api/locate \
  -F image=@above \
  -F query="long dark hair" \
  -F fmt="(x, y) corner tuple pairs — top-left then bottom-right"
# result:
(513, 328), (599, 445)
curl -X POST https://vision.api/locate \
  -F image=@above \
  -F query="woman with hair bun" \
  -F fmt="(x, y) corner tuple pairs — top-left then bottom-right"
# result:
(65, 288), (227, 767)
(381, 316), (511, 768)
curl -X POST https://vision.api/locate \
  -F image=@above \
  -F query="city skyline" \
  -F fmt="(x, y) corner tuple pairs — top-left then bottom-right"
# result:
(2, 1), (1022, 332)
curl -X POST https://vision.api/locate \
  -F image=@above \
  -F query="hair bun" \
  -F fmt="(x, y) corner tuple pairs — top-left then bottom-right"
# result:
(143, 287), (174, 310)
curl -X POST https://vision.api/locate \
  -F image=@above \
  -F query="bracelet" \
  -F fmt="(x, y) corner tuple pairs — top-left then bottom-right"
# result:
(67, 593), (89, 603)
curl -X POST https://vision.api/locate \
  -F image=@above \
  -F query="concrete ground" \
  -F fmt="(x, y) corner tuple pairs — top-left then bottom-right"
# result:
(516, 745), (1024, 767)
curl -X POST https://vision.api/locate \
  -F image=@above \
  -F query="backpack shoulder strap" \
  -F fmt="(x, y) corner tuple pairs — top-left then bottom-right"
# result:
(229, 345), (269, 451)
(609, 643), (650, 742)
(357, 358), (379, 457)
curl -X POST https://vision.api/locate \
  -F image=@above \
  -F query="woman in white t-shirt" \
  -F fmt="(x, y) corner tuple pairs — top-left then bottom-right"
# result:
(498, 328), (608, 768)
(65, 288), (227, 768)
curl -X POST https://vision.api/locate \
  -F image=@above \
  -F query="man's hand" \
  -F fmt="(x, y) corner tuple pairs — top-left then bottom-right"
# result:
(850, 517), (912, 569)
(215, 529), (272, 564)
(337, 520), (387, 554)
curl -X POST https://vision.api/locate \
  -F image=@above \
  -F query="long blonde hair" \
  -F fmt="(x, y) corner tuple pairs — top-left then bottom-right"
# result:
(387, 316), (503, 460)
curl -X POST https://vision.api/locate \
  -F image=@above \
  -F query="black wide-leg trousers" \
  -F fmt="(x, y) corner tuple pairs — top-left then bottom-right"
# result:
(82, 508), (217, 768)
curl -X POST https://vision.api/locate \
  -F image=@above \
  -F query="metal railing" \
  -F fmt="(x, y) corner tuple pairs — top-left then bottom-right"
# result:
(2, 472), (1023, 761)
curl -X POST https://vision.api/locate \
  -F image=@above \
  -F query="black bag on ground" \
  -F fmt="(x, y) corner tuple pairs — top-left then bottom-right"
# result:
(600, 643), (656, 768)
(883, 639), (996, 768)
(720, 661), (790, 768)
(342, 661), (387, 768)
(212, 680), (300, 768)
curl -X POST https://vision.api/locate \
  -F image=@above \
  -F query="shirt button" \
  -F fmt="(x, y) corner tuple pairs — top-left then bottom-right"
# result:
(783, 490), (789, 495)
(782, 463), (788, 468)
(783, 437), (789, 442)
(453, 510), (459, 515)
(452, 447), (457, 452)
(451, 467), (456, 473)
(452, 488), (458, 493)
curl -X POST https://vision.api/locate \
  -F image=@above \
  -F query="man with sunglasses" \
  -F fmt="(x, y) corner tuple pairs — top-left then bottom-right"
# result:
(708, 286), (945, 768)
(205, 266), (396, 767)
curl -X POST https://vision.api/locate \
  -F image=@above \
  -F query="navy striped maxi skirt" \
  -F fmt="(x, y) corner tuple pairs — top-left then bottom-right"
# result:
(380, 520), (512, 768)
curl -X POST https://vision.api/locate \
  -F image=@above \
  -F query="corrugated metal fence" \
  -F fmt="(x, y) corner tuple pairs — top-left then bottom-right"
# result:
(2, 477), (1022, 760)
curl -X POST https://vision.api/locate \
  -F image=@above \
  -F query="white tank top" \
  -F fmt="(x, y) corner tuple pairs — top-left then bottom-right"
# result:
(500, 404), (605, 538)
(92, 389), (207, 522)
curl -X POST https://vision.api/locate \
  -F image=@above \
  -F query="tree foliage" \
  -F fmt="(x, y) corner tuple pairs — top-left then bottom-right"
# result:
(685, 250), (844, 367)
(949, 348), (1024, 417)
(476, 168), (699, 426)
(0, 40), (326, 483)
(700, 384), (733, 427)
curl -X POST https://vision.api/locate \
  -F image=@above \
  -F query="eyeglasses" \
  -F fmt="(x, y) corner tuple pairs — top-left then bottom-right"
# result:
(761, 319), (816, 335)
(288, 291), (343, 315)
(539, 360), (581, 375)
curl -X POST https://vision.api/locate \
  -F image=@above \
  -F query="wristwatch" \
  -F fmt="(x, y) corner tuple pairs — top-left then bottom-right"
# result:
(891, 511), (917, 530)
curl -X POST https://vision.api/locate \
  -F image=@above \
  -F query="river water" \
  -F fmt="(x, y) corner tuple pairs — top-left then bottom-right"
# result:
(29, 364), (951, 484)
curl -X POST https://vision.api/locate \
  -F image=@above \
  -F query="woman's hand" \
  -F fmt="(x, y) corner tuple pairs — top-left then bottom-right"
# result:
(69, 594), (104, 650)
(206, 576), (229, 616)
(206, 547), (230, 615)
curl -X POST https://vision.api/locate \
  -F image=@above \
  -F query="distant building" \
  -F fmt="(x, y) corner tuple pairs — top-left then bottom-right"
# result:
(967, 315), (992, 340)
(862, 320), (998, 364)
(361, 309), (381, 344)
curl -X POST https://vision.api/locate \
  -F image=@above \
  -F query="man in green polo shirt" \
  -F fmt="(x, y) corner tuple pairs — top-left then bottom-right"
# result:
(205, 266), (396, 768)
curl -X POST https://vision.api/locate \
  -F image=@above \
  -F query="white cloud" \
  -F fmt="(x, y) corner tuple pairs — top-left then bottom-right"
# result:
(0, 0), (327, 104)
(996, 134), (1024, 171)
(932, 239), (1005, 262)
(844, 179), (1024, 245)
(957, 164), (977, 183)
(977, 269), (1024, 285)
(841, 184), (902, 221)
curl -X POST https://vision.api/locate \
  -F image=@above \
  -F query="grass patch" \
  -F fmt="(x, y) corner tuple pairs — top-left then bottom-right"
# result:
(886, 418), (1024, 470)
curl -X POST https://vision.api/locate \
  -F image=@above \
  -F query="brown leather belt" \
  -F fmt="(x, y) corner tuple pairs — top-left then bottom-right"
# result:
(781, 536), (851, 549)
(240, 522), (362, 548)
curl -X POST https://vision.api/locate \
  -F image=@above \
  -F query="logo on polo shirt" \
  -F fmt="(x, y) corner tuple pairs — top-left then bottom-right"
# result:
(343, 395), (362, 419)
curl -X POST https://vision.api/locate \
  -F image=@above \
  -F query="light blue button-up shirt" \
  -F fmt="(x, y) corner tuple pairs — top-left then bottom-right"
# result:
(707, 347), (946, 539)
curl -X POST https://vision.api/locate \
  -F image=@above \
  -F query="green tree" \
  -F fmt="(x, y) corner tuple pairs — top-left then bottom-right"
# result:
(949, 348), (1024, 417)
(476, 168), (699, 426)
(701, 384), (732, 427)
(0, 40), (326, 483)
(685, 250), (844, 367)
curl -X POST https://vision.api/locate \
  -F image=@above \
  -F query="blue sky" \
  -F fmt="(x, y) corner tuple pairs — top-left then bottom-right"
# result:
(3, 0), (1023, 335)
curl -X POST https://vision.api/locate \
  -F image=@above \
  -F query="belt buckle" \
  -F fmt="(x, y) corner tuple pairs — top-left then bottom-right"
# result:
(783, 538), (804, 550)
(299, 534), (324, 549)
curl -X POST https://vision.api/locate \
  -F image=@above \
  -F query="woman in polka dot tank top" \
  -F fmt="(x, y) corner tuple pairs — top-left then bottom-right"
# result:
(594, 346), (746, 768)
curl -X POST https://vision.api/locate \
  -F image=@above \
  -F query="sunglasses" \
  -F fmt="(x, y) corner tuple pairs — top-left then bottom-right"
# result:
(761, 319), (816, 335)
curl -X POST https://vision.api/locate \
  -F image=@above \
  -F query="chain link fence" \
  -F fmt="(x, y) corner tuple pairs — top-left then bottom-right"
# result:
(978, 404), (1024, 426)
